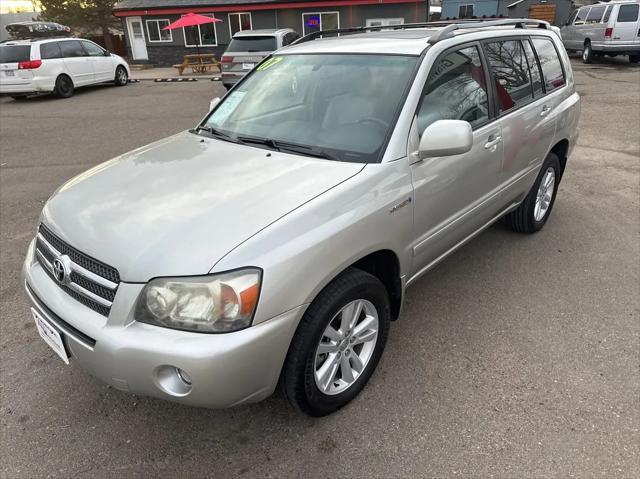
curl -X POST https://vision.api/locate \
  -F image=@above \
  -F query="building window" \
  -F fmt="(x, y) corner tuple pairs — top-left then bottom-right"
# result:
(458, 5), (474, 18)
(229, 12), (252, 37)
(365, 18), (404, 27)
(183, 14), (217, 47)
(302, 12), (339, 36)
(146, 19), (172, 42)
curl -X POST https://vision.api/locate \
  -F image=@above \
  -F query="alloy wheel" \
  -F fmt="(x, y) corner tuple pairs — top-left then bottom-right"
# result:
(314, 299), (379, 395)
(534, 167), (555, 222)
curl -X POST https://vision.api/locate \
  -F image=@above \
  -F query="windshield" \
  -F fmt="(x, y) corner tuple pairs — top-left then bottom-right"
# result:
(0, 45), (31, 63)
(203, 53), (419, 163)
(226, 36), (278, 52)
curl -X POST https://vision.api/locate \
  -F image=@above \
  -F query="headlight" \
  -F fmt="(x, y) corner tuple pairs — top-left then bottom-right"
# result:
(135, 268), (261, 333)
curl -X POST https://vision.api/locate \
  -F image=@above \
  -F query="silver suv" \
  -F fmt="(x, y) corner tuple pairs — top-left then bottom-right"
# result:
(23, 20), (580, 417)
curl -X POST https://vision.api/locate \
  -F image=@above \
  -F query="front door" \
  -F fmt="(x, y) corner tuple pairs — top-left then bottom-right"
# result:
(410, 43), (504, 276)
(126, 16), (148, 61)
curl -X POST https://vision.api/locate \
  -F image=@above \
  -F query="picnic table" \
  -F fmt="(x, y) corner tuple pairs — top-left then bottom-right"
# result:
(173, 53), (220, 75)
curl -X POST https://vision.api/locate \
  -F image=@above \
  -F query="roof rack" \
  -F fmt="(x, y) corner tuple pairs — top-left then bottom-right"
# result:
(291, 18), (550, 46)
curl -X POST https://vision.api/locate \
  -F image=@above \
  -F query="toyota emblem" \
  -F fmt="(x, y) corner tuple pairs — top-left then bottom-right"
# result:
(52, 256), (69, 284)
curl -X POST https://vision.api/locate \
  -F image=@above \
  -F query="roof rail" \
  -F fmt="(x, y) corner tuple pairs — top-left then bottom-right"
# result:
(427, 18), (550, 44)
(291, 20), (477, 45)
(291, 18), (550, 47)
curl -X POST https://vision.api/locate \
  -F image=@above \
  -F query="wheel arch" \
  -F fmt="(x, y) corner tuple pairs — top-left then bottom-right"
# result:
(549, 139), (570, 178)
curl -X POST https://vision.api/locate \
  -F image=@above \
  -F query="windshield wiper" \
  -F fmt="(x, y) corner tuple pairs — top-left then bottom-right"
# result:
(237, 136), (340, 161)
(195, 126), (244, 145)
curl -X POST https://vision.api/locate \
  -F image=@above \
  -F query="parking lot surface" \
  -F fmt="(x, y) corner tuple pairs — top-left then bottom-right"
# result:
(1, 59), (639, 478)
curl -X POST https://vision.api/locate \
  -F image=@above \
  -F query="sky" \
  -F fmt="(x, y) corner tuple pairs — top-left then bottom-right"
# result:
(0, 1), (39, 14)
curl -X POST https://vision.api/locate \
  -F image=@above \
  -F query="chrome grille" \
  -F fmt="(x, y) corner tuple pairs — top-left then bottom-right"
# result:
(34, 225), (119, 317)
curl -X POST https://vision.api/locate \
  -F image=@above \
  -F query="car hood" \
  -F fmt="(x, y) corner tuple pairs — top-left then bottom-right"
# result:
(41, 131), (365, 282)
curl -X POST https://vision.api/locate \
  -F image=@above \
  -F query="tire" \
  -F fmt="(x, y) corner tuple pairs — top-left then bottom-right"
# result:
(114, 65), (128, 86)
(629, 55), (640, 64)
(282, 268), (390, 417)
(582, 42), (594, 64)
(505, 152), (561, 234)
(54, 75), (74, 98)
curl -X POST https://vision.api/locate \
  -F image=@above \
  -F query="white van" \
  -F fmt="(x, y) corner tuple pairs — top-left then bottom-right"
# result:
(0, 37), (131, 99)
(560, 0), (640, 63)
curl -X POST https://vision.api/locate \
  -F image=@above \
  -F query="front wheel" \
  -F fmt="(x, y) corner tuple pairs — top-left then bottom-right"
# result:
(282, 268), (390, 416)
(505, 152), (561, 234)
(582, 42), (594, 64)
(114, 65), (128, 86)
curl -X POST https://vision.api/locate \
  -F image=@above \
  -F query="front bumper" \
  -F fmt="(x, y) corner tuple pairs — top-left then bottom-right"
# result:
(22, 240), (304, 408)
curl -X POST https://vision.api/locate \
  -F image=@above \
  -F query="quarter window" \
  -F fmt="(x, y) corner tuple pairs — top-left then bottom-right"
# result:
(586, 5), (606, 24)
(229, 12), (252, 37)
(417, 45), (489, 134)
(603, 6), (612, 23)
(59, 40), (86, 58)
(183, 14), (217, 47)
(522, 40), (543, 98)
(617, 4), (639, 22)
(484, 40), (533, 113)
(531, 37), (566, 93)
(302, 12), (339, 35)
(147, 19), (172, 42)
(458, 5), (474, 19)
(40, 42), (62, 59)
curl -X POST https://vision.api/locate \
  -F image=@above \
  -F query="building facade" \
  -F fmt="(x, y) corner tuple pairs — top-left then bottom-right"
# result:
(113, 0), (428, 66)
(441, 0), (573, 25)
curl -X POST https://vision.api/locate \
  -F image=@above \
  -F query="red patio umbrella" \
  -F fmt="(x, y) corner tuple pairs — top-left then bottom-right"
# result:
(163, 13), (222, 54)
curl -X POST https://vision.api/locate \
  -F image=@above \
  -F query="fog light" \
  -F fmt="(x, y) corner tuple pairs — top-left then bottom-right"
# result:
(176, 367), (192, 385)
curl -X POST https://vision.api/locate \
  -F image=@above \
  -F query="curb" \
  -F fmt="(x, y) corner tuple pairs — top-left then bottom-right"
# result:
(131, 77), (221, 82)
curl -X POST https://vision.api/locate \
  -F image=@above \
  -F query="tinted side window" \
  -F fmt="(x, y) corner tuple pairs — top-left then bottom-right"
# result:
(417, 45), (489, 134)
(522, 40), (543, 98)
(586, 5), (606, 24)
(40, 42), (62, 59)
(574, 7), (589, 24)
(617, 4), (639, 22)
(603, 6), (612, 23)
(81, 40), (105, 56)
(484, 40), (533, 113)
(531, 38), (566, 93)
(59, 40), (86, 58)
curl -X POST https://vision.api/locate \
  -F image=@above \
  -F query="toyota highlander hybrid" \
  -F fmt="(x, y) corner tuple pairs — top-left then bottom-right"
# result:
(23, 20), (580, 416)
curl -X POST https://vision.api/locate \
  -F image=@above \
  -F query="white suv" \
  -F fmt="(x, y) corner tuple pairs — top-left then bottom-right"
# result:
(0, 37), (131, 99)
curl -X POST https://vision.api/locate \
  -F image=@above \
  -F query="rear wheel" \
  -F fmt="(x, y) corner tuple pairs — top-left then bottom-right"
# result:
(582, 42), (594, 64)
(630, 55), (640, 64)
(282, 268), (390, 417)
(505, 152), (561, 234)
(114, 65), (128, 86)
(54, 75), (74, 98)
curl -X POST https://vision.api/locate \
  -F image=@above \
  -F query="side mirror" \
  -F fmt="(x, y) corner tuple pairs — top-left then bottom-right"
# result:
(418, 120), (473, 159)
(209, 97), (221, 111)
(103, 50), (111, 56)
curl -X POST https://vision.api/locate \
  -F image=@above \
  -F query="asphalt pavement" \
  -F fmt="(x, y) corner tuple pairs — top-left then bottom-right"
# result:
(0, 58), (638, 478)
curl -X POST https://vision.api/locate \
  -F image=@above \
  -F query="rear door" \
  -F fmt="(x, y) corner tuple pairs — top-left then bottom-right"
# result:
(612, 3), (640, 45)
(81, 40), (113, 82)
(0, 44), (33, 87)
(58, 40), (94, 85)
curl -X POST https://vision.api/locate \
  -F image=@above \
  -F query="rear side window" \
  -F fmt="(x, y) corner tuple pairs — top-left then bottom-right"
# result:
(0, 45), (31, 63)
(40, 42), (62, 59)
(586, 6), (606, 24)
(417, 45), (489, 133)
(603, 5), (612, 23)
(484, 40), (533, 113)
(226, 36), (277, 52)
(522, 40), (543, 98)
(59, 40), (86, 58)
(531, 38), (566, 93)
(617, 4), (639, 22)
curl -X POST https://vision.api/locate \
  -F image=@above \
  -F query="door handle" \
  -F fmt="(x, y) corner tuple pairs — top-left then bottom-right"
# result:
(484, 135), (502, 150)
(540, 105), (552, 117)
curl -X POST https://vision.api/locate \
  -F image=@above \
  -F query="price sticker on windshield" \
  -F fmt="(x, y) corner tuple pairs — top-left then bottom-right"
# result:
(257, 57), (283, 71)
